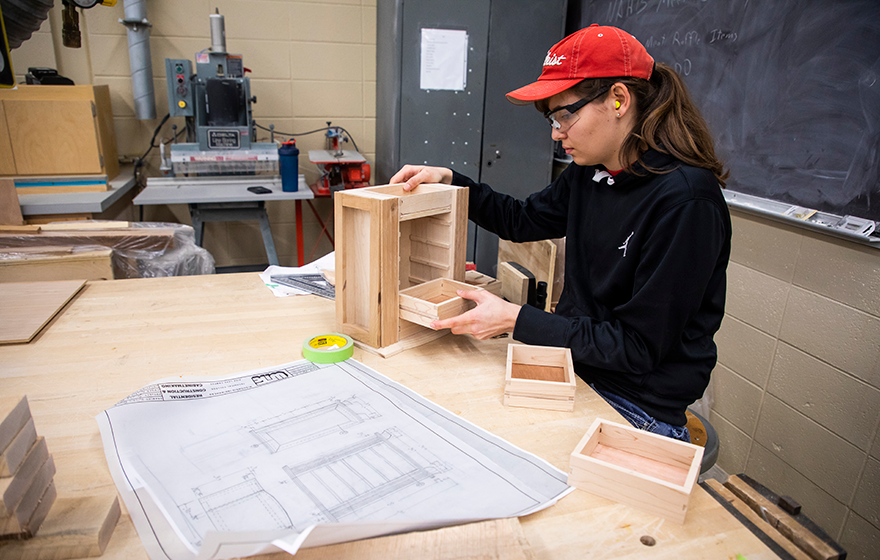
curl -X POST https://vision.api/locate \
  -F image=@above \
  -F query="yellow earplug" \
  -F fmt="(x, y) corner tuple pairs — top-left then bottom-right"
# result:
(614, 100), (621, 109)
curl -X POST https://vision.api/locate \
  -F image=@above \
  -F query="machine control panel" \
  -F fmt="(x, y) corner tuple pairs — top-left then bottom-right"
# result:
(165, 58), (194, 117)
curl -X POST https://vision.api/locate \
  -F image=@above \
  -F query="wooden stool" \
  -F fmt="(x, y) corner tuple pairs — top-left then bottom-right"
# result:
(686, 409), (719, 474)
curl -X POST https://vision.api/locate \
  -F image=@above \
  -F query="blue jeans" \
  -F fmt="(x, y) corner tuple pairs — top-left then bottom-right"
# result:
(592, 386), (691, 443)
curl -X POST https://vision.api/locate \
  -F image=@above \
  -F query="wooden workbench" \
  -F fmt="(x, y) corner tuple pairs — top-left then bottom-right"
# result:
(0, 273), (778, 559)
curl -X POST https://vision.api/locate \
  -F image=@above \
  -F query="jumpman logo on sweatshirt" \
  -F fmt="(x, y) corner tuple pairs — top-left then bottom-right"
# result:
(618, 231), (634, 257)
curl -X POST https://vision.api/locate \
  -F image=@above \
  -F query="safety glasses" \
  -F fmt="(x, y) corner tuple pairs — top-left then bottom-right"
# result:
(543, 85), (612, 132)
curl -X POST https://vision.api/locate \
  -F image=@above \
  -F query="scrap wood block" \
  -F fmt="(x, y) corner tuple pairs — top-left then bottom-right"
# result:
(0, 454), (55, 537)
(567, 418), (703, 524)
(498, 262), (534, 306)
(0, 226), (40, 234)
(702, 479), (814, 560)
(724, 475), (842, 560)
(399, 278), (480, 329)
(0, 481), (56, 541)
(0, 396), (31, 455)
(504, 344), (576, 411)
(1, 418), (38, 477)
(0, 494), (121, 559)
(1, 438), (48, 517)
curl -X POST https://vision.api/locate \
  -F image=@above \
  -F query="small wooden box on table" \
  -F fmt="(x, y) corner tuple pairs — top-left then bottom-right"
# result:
(567, 418), (703, 524)
(335, 183), (468, 353)
(504, 344), (576, 411)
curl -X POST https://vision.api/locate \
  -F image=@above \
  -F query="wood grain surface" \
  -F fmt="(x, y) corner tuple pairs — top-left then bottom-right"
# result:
(0, 273), (781, 559)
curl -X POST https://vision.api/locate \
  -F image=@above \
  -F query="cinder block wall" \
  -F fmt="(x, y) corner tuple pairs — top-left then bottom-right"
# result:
(10, 0), (377, 268)
(713, 210), (880, 559)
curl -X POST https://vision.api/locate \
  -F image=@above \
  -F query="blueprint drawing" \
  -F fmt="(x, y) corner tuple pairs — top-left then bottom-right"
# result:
(97, 359), (572, 560)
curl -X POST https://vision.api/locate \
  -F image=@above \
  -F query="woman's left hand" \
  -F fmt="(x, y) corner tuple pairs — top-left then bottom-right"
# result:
(431, 289), (521, 340)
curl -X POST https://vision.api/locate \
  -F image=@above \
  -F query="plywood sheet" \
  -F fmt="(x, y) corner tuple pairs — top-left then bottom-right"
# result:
(3, 100), (103, 176)
(0, 280), (86, 344)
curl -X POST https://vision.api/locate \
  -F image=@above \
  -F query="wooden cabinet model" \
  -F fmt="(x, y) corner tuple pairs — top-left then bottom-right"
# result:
(0, 85), (119, 179)
(335, 183), (468, 351)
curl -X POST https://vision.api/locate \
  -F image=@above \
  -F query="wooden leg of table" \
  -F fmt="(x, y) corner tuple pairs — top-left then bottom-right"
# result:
(295, 200), (304, 267)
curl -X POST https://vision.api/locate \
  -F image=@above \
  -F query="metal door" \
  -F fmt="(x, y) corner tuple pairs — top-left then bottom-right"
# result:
(376, 0), (567, 274)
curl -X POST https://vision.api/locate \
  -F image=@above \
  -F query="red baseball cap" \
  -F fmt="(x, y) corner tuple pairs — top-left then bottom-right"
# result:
(506, 24), (654, 105)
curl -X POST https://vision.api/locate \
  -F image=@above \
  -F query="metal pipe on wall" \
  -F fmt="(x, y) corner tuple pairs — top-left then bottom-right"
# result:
(121, 0), (156, 120)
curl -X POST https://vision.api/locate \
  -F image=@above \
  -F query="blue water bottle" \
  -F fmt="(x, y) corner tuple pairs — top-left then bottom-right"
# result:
(279, 140), (299, 192)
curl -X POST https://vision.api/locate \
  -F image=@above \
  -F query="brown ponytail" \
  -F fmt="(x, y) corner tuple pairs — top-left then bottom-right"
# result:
(545, 63), (729, 187)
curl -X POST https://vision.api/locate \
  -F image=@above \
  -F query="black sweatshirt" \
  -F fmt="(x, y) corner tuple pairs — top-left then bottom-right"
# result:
(452, 149), (731, 426)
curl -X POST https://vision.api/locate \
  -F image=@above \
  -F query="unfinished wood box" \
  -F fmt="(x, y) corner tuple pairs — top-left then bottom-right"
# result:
(0, 85), (119, 180)
(399, 278), (480, 328)
(567, 418), (703, 524)
(335, 183), (468, 350)
(504, 344), (576, 411)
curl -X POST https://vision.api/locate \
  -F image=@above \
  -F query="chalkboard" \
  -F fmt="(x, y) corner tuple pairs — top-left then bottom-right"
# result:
(572, 0), (880, 221)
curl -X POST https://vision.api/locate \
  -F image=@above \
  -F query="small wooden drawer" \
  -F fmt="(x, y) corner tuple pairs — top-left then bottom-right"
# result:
(504, 344), (576, 411)
(398, 278), (479, 328)
(567, 418), (703, 523)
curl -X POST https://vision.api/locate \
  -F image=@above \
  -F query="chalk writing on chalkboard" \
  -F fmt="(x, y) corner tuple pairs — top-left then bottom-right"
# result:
(576, 0), (880, 222)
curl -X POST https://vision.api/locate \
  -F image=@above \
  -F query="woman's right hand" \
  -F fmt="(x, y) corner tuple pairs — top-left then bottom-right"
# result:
(389, 165), (453, 191)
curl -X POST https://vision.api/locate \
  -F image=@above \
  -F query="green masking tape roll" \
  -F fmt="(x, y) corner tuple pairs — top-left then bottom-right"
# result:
(302, 333), (354, 363)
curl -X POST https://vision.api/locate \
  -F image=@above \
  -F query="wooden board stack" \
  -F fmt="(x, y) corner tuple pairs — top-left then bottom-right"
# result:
(504, 344), (576, 412)
(0, 396), (121, 559)
(567, 418), (703, 524)
(0, 396), (56, 539)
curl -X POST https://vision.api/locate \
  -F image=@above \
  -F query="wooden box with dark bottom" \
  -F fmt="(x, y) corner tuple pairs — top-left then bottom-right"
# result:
(504, 344), (576, 412)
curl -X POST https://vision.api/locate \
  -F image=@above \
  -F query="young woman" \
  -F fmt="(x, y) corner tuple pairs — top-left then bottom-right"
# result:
(390, 24), (731, 441)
